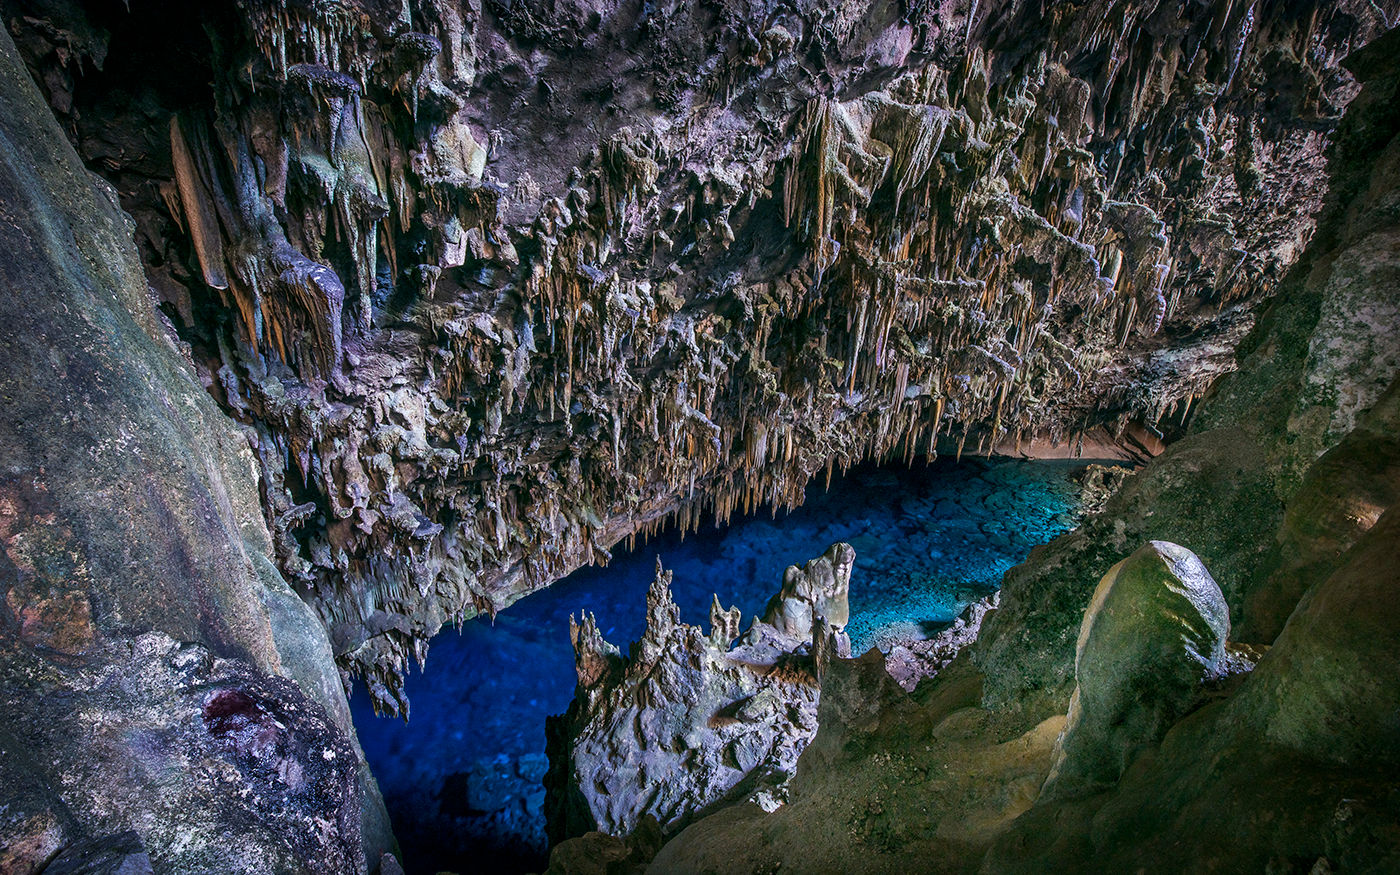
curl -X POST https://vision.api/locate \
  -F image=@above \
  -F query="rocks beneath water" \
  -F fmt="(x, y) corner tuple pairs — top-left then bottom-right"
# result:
(353, 456), (1088, 869)
(546, 546), (855, 845)
(0, 0), (1396, 870)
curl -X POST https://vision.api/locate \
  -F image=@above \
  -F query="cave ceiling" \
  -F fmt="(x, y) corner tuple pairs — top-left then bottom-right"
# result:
(6, 0), (1392, 714)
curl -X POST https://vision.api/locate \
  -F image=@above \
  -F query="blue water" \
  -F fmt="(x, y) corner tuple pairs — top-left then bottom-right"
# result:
(352, 457), (1093, 873)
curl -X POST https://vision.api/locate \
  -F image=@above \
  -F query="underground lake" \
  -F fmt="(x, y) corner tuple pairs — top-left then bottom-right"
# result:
(350, 456), (1105, 873)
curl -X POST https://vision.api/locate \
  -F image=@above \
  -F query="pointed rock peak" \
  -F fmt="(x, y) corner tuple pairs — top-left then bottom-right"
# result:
(644, 557), (680, 639)
(571, 610), (620, 689)
(709, 593), (742, 646)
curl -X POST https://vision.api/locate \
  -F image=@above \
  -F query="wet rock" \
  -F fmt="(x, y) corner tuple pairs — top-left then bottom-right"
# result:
(883, 592), (999, 691)
(545, 546), (855, 843)
(1041, 541), (1229, 799)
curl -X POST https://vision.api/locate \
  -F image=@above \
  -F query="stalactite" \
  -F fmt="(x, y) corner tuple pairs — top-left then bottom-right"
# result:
(97, 0), (1384, 713)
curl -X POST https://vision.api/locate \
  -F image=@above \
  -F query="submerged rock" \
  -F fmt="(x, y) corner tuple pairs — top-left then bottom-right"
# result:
(545, 545), (856, 844)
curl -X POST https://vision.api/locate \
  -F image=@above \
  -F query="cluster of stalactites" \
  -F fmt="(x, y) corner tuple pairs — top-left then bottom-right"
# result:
(173, 0), (1383, 713)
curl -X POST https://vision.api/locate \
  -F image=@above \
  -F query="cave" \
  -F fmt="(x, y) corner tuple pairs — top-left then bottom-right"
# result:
(0, 0), (1398, 874)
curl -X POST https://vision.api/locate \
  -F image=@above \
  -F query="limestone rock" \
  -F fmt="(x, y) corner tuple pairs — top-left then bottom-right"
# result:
(545, 545), (856, 844)
(884, 592), (999, 691)
(1239, 507), (1400, 767)
(7, 0), (1389, 712)
(975, 19), (1400, 713)
(544, 817), (662, 875)
(630, 33), (1400, 873)
(985, 510), (1400, 873)
(759, 542), (854, 641)
(1041, 541), (1229, 798)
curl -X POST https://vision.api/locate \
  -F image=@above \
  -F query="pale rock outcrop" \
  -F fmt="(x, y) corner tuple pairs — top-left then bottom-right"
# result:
(757, 542), (854, 642)
(545, 545), (855, 844)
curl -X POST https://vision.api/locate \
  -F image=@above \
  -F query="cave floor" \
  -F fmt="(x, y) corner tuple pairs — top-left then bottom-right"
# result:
(351, 456), (1098, 874)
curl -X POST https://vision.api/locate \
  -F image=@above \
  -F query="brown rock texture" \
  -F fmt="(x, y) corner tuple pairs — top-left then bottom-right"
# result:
(631, 21), (1400, 875)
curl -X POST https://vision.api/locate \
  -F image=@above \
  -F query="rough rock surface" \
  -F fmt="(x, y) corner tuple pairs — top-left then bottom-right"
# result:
(985, 511), (1400, 873)
(545, 545), (854, 845)
(0, 634), (368, 874)
(39, 831), (153, 875)
(0, 20), (390, 874)
(624, 24), (1400, 874)
(4, 0), (1392, 710)
(882, 591), (997, 691)
(0, 0), (1398, 872)
(757, 542), (853, 643)
(1040, 540), (1228, 799)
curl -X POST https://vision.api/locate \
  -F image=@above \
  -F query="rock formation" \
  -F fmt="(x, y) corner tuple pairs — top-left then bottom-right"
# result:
(546, 545), (854, 845)
(3, 0), (1391, 714)
(0, 0), (1397, 872)
(1039, 540), (1231, 799)
(0, 20), (391, 874)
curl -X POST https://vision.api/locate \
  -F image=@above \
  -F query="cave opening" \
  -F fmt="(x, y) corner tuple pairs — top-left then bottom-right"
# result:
(351, 455), (1104, 875)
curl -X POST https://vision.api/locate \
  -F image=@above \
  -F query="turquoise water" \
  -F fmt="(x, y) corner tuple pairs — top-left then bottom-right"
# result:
(352, 457), (1092, 873)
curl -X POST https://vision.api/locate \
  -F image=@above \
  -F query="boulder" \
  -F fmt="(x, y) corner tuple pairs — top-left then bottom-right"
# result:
(1041, 541), (1229, 798)
(545, 546), (855, 844)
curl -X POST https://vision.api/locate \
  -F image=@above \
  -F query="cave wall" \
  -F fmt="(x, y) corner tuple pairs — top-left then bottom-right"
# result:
(0, 22), (392, 873)
(6, 0), (1392, 715)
